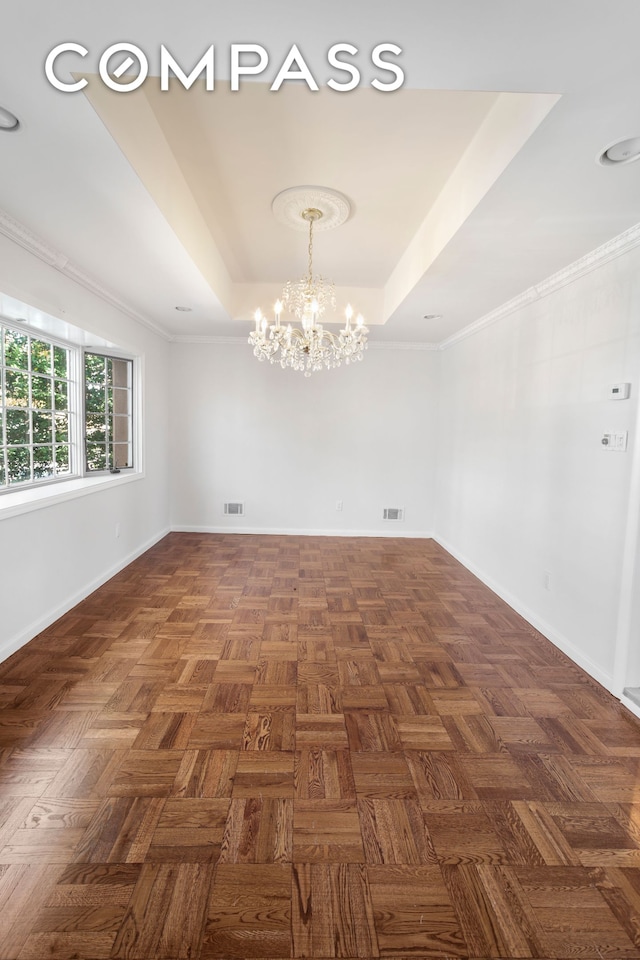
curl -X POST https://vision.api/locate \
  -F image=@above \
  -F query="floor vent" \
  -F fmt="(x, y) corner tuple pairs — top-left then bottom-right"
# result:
(383, 507), (404, 521)
(224, 502), (245, 516)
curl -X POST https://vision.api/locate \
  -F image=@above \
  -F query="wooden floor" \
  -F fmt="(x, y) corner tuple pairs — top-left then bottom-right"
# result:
(1, 533), (640, 960)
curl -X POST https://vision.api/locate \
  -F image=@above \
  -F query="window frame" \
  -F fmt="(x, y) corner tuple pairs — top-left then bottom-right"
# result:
(0, 319), (140, 498)
(83, 348), (135, 477)
(0, 320), (82, 493)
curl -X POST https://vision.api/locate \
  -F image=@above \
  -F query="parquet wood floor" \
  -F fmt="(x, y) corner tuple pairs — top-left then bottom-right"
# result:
(1, 533), (640, 959)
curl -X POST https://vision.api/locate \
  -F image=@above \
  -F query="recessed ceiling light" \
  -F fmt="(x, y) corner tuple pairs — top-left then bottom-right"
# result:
(598, 136), (640, 166)
(423, 314), (442, 320)
(175, 306), (192, 312)
(0, 105), (20, 132)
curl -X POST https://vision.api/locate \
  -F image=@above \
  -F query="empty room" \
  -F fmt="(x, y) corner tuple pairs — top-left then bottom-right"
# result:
(2, 2), (640, 958)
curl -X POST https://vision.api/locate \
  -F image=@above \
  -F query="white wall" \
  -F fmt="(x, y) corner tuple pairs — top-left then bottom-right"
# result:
(5, 221), (640, 707)
(434, 245), (640, 690)
(170, 342), (437, 537)
(0, 234), (171, 659)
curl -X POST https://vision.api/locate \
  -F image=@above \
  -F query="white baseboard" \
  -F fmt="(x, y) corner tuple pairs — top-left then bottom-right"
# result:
(620, 694), (640, 722)
(171, 525), (434, 539)
(0, 526), (171, 666)
(432, 534), (614, 693)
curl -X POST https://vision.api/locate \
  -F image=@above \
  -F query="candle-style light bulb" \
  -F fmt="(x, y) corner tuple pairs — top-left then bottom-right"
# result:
(274, 299), (282, 329)
(356, 314), (364, 328)
(345, 304), (353, 332)
(254, 309), (262, 332)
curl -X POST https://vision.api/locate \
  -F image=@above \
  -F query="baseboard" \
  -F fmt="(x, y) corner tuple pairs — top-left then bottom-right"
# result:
(432, 534), (614, 693)
(0, 526), (171, 666)
(620, 694), (640, 722)
(171, 525), (434, 539)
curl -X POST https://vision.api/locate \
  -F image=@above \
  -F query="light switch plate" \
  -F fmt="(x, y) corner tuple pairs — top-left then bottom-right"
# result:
(602, 431), (628, 451)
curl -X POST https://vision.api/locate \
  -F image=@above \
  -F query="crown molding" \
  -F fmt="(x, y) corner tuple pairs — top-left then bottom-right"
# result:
(439, 221), (640, 350)
(5, 204), (637, 356)
(171, 335), (247, 344)
(0, 208), (172, 342)
(368, 340), (439, 351)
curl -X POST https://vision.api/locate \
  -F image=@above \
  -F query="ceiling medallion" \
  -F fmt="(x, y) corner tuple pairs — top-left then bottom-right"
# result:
(249, 186), (368, 377)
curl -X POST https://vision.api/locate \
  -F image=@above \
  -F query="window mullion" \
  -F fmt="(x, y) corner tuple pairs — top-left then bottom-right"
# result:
(105, 373), (110, 470)
(0, 332), (5, 487)
(72, 347), (84, 478)
(27, 332), (34, 484)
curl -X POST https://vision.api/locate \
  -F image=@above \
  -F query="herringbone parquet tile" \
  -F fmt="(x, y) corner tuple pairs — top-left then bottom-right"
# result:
(0, 532), (639, 958)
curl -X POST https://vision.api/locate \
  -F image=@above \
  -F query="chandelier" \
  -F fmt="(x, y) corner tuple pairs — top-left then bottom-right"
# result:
(248, 188), (368, 377)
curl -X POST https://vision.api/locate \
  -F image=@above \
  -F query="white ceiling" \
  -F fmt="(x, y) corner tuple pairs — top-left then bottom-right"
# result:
(1, 1), (640, 344)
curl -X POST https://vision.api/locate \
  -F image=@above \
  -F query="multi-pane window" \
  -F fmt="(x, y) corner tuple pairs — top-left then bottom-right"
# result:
(0, 325), (72, 488)
(84, 353), (133, 472)
(0, 324), (136, 492)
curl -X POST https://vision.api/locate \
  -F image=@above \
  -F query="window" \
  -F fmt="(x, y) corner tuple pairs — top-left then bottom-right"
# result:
(0, 321), (136, 493)
(85, 353), (133, 473)
(0, 324), (72, 488)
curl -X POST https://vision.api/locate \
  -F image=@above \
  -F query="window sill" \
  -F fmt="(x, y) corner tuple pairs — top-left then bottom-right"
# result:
(0, 471), (144, 521)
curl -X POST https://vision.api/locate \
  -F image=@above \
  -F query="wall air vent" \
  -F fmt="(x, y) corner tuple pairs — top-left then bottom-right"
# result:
(383, 507), (404, 521)
(224, 502), (245, 516)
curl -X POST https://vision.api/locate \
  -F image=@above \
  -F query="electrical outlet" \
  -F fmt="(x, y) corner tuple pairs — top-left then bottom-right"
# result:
(336, 500), (343, 512)
(543, 571), (551, 591)
(115, 522), (121, 539)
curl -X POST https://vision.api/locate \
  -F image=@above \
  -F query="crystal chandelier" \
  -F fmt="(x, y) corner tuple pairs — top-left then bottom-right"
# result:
(249, 199), (368, 377)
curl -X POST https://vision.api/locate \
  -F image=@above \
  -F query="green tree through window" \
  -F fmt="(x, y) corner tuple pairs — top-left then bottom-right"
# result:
(0, 325), (71, 487)
(84, 353), (133, 472)
(0, 325), (135, 491)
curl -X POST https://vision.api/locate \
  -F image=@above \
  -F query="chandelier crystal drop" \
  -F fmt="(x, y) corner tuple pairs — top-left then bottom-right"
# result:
(249, 205), (368, 377)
